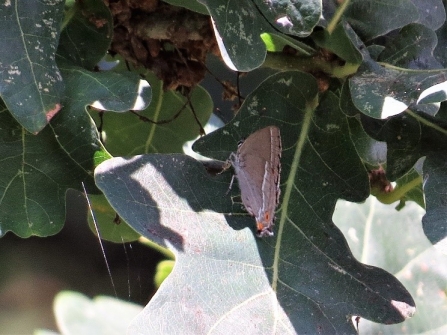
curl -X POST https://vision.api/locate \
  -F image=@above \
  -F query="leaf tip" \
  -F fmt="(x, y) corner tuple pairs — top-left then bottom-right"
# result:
(391, 300), (416, 320)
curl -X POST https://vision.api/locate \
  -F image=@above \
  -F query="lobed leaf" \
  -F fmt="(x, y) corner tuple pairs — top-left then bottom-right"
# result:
(344, 0), (419, 40)
(199, 0), (321, 71)
(335, 198), (447, 334)
(89, 71), (212, 157)
(0, 65), (150, 237)
(0, 0), (65, 133)
(96, 71), (414, 333)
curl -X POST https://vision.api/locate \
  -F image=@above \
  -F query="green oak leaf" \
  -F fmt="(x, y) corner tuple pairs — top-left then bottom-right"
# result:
(0, 66), (150, 237)
(0, 0), (65, 133)
(198, 0), (321, 71)
(95, 71), (415, 333)
(344, 0), (419, 40)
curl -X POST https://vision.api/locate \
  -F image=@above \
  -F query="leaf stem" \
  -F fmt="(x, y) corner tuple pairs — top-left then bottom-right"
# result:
(406, 109), (447, 136)
(60, 0), (77, 31)
(379, 62), (447, 74)
(326, 0), (352, 34)
(376, 175), (423, 204)
(361, 197), (376, 264)
(263, 53), (358, 78)
(272, 94), (318, 292)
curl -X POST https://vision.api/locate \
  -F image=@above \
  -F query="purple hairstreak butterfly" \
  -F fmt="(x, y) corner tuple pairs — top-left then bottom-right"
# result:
(224, 126), (282, 237)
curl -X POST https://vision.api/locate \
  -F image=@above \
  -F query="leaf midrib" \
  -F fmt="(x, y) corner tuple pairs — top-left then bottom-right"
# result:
(272, 99), (316, 292)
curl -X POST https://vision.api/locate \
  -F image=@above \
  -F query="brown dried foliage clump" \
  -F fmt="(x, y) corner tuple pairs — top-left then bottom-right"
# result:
(105, 0), (219, 89)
